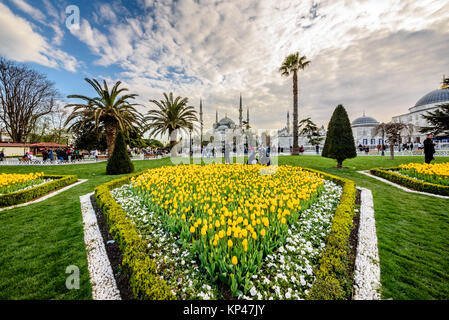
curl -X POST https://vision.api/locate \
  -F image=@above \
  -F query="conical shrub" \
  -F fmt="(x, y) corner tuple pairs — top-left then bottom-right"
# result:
(322, 104), (357, 168)
(106, 130), (134, 175)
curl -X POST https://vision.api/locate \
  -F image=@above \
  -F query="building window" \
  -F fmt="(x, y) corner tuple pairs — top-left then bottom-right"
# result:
(370, 139), (376, 145)
(363, 139), (368, 145)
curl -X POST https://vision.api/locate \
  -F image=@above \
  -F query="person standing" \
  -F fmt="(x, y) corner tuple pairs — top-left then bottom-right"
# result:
(315, 144), (320, 155)
(424, 133), (436, 164)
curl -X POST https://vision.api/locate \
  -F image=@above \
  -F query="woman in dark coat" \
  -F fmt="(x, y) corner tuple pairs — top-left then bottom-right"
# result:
(424, 133), (436, 164)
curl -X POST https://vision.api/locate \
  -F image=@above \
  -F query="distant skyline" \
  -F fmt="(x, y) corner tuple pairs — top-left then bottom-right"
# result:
(1, 0), (449, 134)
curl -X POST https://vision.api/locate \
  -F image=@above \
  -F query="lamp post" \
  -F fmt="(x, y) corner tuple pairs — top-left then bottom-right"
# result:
(189, 128), (193, 160)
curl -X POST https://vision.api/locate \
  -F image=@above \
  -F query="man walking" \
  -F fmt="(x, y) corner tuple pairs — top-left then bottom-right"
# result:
(424, 133), (436, 164)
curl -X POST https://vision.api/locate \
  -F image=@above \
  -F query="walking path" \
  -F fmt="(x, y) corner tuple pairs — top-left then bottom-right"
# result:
(358, 171), (449, 199)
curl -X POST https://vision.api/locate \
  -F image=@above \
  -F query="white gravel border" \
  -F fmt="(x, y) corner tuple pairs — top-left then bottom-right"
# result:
(353, 187), (381, 300)
(358, 170), (449, 199)
(80, 192), (121, 300)
(0, 179), (88, 212)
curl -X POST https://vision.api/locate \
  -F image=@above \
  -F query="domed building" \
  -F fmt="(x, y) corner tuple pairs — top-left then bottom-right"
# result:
(213, 113), (237, 133)
(210, 94), (250, 143)
(392, 75), (449, 144)
(351, 113), (383, 147)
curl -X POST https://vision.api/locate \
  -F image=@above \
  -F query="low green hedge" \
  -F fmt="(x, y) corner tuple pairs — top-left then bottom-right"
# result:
(94, 171), (175, 300)
(0, 175), (78, 208)
(305, 169), (357, 300)
(370, 168), (449, 196)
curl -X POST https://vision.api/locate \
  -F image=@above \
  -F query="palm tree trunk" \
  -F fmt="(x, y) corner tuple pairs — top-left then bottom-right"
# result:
(292, 70), (299, 155)
(105, 123), (118, 157)
(169, 129), (178, 157)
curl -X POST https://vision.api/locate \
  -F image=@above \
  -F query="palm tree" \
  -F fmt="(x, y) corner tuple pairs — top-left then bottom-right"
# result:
(280, 53), (311, 155)
(145, 92), (198, 156)
(65, 78), (143, 156)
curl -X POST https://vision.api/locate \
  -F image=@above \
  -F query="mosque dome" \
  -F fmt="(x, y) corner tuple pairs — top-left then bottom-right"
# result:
(352, 115), (379, 127)
(414, 88), (449, 108)
(217, 117), (236, 128)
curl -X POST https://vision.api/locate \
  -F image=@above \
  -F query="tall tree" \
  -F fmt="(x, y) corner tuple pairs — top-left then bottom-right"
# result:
(298, 117), (324, 146)
(0, 57), (59, 142)
(279, 53), (311, 155)
(145, 92), (198, 156)
(419, 103), (449, 139)
(65, 78), (143, 156)
(374, 122), (407, 160)
(322, 105), (357, 168)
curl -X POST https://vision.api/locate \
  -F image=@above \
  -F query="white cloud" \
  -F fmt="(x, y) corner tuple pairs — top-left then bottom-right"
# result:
(0, 2), (79, 72)
(9, 0), (46, 22)
(29, 0), (449, 129)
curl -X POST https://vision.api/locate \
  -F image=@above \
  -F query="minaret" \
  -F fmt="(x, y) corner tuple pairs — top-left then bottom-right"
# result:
(199, 99), (203, 150)
(247, 107), (249, 126)
(287, 111), (290, 134)
(239, 93), (243, 128)
(216, 110), (218, 123)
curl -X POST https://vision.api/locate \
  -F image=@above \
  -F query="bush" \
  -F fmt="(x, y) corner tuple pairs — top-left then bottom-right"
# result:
(304, 169), (356, 300)
(322, 105), (357, 168)
(106, 131), (134, 175)
(370, 168), (449, 196)
(94, 171), (175, 300)
(0, 175), (78, 208)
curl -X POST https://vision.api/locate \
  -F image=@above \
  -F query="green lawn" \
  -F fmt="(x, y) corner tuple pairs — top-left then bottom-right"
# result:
(0, 155), (448, 299)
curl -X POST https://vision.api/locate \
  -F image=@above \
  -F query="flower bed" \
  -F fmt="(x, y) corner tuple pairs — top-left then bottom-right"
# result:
(0, 174), (78, 208)
(370, 167), (449, 196)
(398, 162), (449, 186)
(95, 164), (357, 300)
(0, 172), (45, 194)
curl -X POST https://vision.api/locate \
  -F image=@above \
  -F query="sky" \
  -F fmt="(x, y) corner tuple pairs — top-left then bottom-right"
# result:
(1, 0), (449, 135)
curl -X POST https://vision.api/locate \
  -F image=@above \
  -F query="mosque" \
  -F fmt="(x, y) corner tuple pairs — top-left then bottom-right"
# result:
(351, 75), (449, 148)
(392, 75), (449, 144)
(211, 94), (249, 135)
(197, 75), (449, 153)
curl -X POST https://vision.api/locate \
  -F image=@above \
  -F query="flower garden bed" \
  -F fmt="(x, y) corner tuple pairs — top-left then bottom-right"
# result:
(0, 173), (78, 208)
(94, 164), (356, 300)
(370, 163), (449, 196)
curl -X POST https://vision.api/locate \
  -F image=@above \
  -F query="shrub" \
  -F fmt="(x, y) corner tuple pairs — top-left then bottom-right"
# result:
(106, 131), (134, 175)
(304, 169), (356, 300)
(322, 105), (357, 168)
(370, 168), (449, 196)
(0, 175), (78, 208)
(94, 171), (175, 300)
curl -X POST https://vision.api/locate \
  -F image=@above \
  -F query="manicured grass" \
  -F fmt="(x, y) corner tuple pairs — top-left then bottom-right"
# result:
(280, 156), (449, 299)
(0, 158), (173, 300)
(0, 155), (448, 299)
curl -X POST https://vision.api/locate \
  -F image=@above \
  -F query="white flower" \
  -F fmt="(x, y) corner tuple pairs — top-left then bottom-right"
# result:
(250, 287), (257, 296)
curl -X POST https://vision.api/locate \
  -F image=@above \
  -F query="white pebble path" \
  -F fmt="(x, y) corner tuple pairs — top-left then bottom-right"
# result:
(80, 192), (121, 300)
(353, 187), (381, 300)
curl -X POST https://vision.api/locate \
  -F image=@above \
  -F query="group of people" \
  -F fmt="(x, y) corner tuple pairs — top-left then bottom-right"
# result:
(34, 147), (84, 162)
